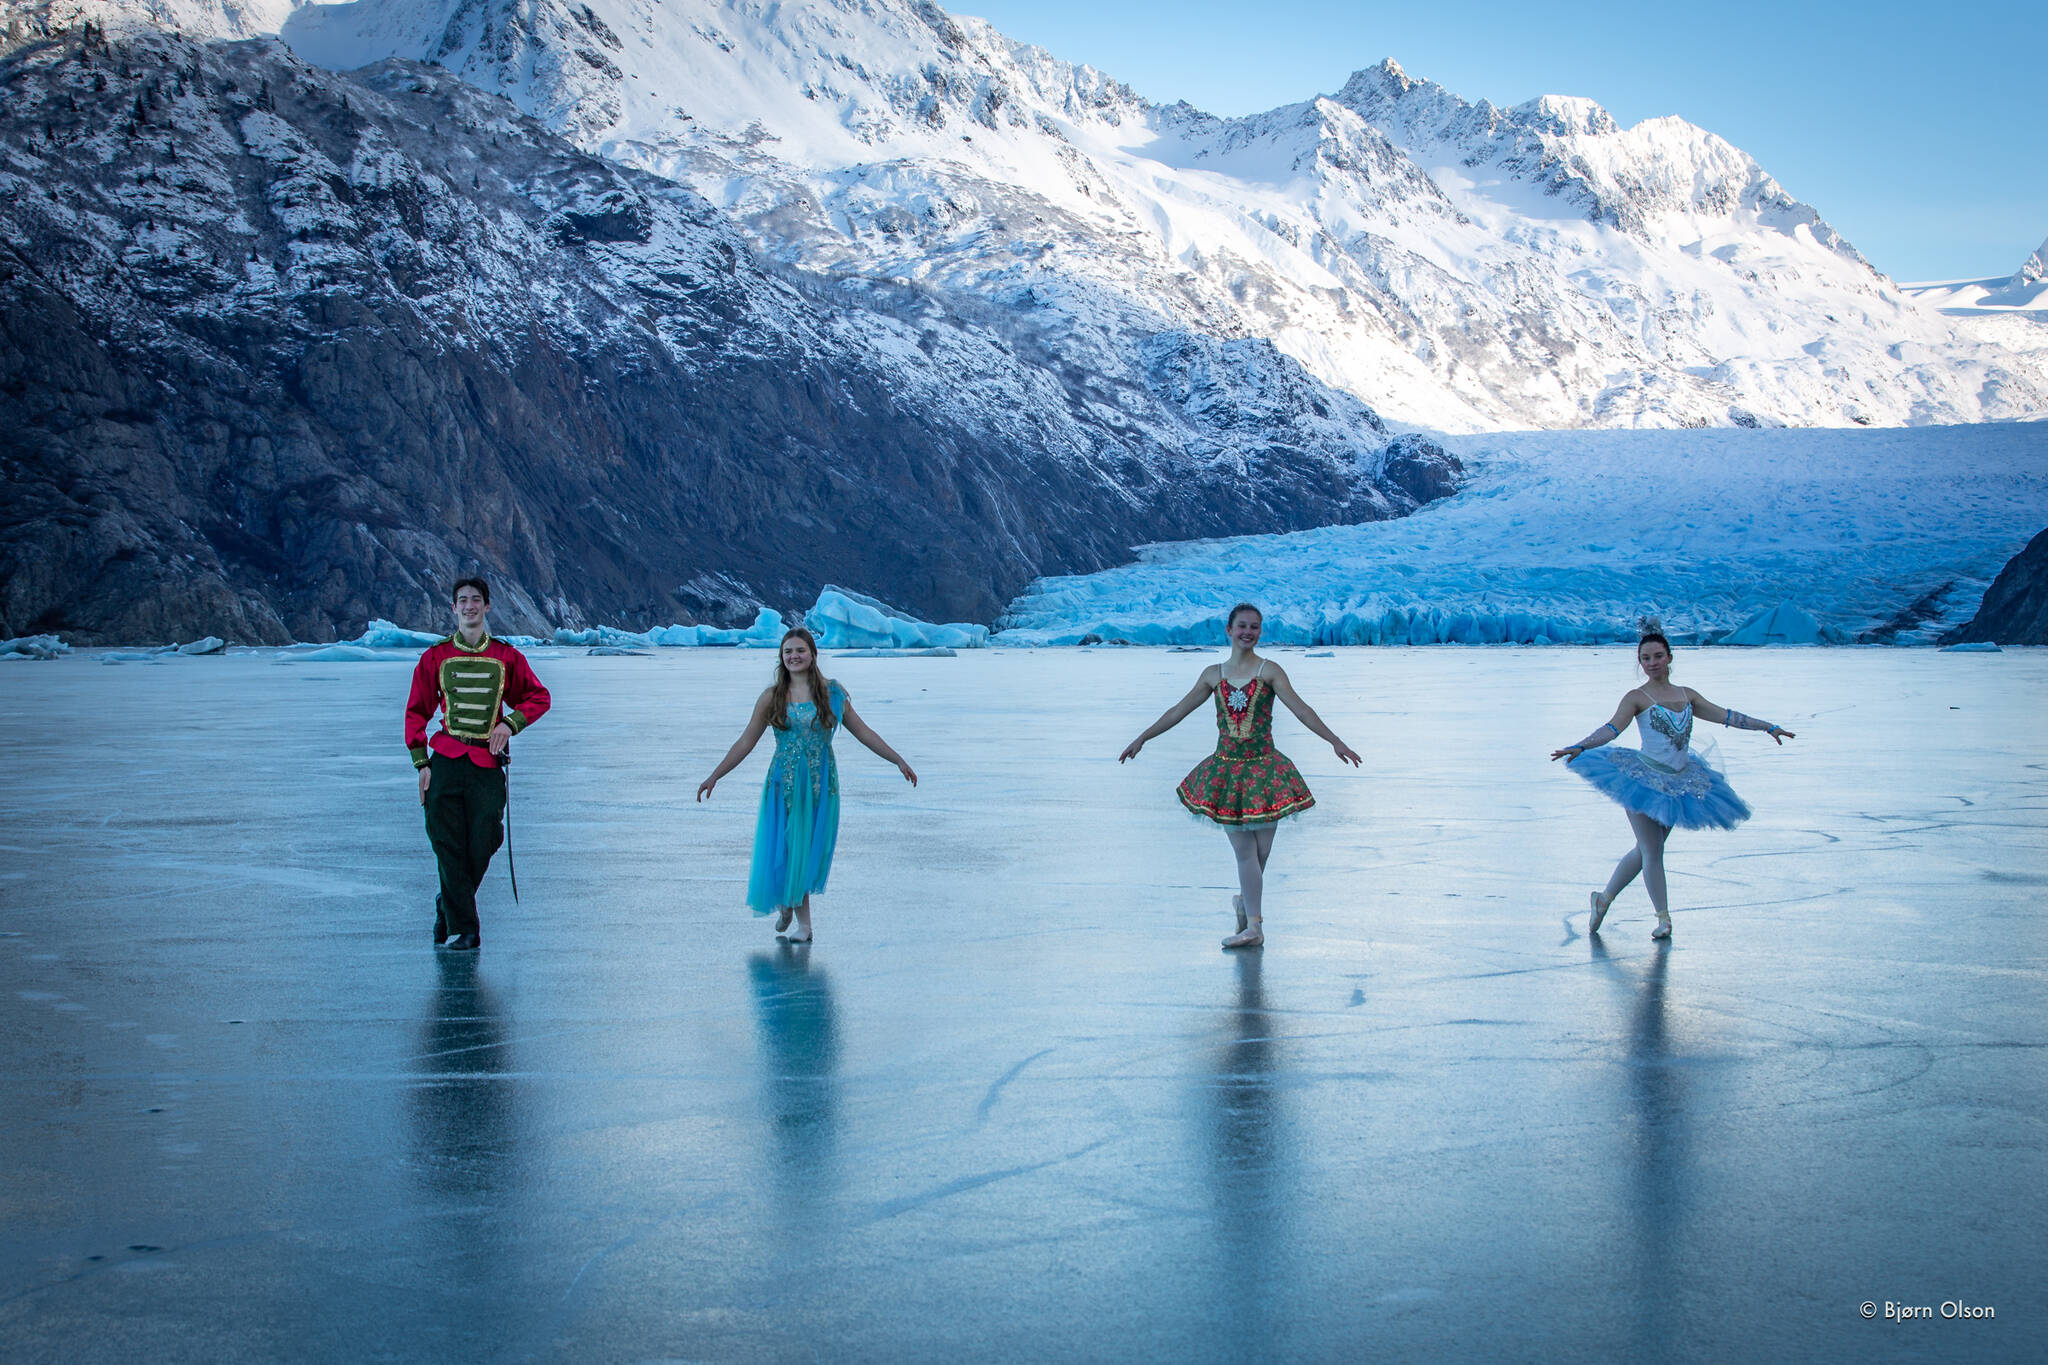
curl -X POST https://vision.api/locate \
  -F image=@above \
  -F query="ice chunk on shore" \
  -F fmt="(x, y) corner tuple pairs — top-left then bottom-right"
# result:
(806, 588), (989, 650)
(283, 645), (391, 662)
(1, 635), (68, 660)
(346, 620), (445, 648)
(552, 624), (657, 648)
(1718, 603), (1831, 646)
(662, 608), (787, 647)
(554, 610), (787, 649)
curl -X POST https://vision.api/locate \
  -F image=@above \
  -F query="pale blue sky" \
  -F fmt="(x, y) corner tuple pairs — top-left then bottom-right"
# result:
(959, 1), (2043, 283)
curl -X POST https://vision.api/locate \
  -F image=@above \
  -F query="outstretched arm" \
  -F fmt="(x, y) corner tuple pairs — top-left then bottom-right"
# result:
(1552, 693), (1644, 763)
(697, 692), (775, 800)
(841, 702), (917, 785)
(1268, 665), (1362, 767)
(1120, 669), (1218, 761)
(1687, 689), (1795, 743)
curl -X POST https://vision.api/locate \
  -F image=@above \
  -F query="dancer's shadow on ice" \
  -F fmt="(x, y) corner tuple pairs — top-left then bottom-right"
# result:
(407, 954), (519, 1200)
(1591, 937), (1688, 1328)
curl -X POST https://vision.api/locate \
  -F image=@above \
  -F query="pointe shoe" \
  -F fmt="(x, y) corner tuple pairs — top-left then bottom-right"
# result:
(1232, 894), (1247, 935)
(1588, 890), (1610, 934)
(1650, 915), (1672, 941)
(774, 906), (795, 933)
(1223, 924), (1264, 949)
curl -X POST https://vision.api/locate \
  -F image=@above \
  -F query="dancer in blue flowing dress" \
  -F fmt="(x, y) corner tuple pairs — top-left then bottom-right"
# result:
(698, 627), (917, 942)
(1551, 622), (1795, 940)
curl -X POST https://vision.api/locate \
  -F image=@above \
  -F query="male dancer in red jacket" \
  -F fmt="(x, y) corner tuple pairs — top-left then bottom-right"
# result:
(404, 578), (551, 950)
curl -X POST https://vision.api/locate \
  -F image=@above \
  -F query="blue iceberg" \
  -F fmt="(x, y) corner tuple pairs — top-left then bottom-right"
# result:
(805, 587), (989, 650)
(1, 634), (68, 660)
(1717, 603), (1833, 646)
(346, 619), (445, 648)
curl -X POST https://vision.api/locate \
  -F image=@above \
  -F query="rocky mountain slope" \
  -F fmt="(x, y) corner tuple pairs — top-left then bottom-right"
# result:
(1942, 524), (2048, 646)
(0, 19), (1450, 643)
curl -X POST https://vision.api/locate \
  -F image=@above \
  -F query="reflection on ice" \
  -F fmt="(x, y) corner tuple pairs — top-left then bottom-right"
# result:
(408, 956), (519, 1199)
(0, 646), (2042, 1362)
(749, 945), (842, 1188)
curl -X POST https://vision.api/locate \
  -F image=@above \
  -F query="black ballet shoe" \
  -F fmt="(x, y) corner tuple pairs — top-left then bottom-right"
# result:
(447, 933), (480, 951)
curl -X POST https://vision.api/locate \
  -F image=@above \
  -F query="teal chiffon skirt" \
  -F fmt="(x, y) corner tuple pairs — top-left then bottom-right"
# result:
(747, 760), (840, 913)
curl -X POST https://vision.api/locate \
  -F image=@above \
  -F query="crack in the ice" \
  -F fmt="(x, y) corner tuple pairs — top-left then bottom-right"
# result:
(973, 1047), (1054, 1127)
(863, 1137), (1112, 1222)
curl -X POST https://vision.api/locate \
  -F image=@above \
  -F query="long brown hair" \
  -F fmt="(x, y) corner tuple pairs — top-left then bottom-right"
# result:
(769, 626), (836, 731)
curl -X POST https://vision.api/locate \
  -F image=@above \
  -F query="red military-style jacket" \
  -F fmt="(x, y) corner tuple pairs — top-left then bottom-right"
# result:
(404, 633), (551, 770)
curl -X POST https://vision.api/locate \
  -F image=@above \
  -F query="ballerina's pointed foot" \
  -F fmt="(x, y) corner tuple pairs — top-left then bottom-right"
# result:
(1588, 890), (1610, 934)
(774, 906), (794, 933)
(1232, 893), (1247, 935)
(1223, 924), (1263, 949)
(1650, 915), (1672, 942)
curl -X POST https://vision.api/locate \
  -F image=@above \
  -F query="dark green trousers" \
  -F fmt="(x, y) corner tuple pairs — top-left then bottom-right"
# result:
(425, 752), (506, 939)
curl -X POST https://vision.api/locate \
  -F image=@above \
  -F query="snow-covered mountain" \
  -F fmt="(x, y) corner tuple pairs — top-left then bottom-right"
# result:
(0, 18), (1451, 642)
(58, 0), (2037, 430)
(1901, 235), (2048, 316)
(1897, 236), (2048, 384)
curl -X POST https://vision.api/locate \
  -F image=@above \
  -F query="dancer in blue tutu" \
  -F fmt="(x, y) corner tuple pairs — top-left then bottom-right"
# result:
(1551, 621), (1794, 940)
(698, 627), (917, 942)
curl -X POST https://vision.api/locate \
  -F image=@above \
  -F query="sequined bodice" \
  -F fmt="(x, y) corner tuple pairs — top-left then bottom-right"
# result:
(1636, 703), (1693, 771)
(771, 687), (842, 800)
(1214, 677), (1276, 747)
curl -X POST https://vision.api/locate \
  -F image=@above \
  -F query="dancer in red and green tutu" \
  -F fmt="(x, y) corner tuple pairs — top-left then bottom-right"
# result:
(1121, 603), (1361, 948)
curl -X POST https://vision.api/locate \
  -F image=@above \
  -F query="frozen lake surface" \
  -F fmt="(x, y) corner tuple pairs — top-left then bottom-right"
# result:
(2, 646), (2043, 1362)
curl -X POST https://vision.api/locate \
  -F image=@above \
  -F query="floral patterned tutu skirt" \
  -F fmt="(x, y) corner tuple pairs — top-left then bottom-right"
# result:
(1178, 737), (1316, 827)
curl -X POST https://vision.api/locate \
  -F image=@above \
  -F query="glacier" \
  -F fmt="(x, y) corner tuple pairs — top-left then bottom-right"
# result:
(999, 423), (2048, 646)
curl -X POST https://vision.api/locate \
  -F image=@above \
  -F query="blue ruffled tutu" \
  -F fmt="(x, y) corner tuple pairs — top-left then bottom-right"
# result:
(1567, 747), (1751, 831)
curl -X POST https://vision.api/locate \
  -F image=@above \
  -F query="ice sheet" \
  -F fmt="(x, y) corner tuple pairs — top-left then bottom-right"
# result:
(1001, 424), (2048, 646)
(1, 647), (2042, 1362)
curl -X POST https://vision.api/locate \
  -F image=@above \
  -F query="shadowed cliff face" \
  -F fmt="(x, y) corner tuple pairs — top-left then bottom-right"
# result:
(0, 26), (1457, 644)
(1944, 526), (2048, 646)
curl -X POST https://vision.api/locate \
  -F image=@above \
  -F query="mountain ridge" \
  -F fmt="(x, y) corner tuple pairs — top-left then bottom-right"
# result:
(224, 0), (2048, 430)
(0, 19), (1451, 642)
